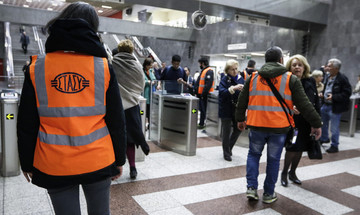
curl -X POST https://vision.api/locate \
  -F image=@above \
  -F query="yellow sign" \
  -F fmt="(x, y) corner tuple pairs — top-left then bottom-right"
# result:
(6, 114), (14, 120)
(192, 109), (197, 114)
(140, 110), (144, 115)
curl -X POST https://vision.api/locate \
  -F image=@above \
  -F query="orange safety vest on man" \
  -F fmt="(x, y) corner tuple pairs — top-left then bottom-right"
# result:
(29, 52), (115, 176)
(246, 72), (295, 128)
(197, 67), (215, 95)
(242, 69), (248, 80)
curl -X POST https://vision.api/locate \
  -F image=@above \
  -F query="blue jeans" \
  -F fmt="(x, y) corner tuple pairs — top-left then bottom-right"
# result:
(246, 130), (286, 195)
(320, 104), (342, 148)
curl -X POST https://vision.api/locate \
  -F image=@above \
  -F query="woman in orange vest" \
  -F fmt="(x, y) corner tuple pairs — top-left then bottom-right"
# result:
(17, 2), (126, 214)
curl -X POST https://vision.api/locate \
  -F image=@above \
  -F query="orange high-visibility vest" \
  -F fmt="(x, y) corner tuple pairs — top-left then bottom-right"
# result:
(197, 67), (214, 95)
(242, 69), (248, 80)
(246, 72), (295, 128)
(29, 52), (115, 176)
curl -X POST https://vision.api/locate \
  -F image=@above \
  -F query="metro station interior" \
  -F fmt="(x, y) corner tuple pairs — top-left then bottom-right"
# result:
(0, 0), (360, 214)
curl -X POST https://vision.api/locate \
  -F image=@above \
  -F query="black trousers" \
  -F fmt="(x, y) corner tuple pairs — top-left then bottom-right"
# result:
(221, 118), (241, 157)
(199, 97), (207, 126)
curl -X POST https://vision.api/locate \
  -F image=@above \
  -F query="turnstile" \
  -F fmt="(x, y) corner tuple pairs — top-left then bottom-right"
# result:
(135, 96), (147, 162)
(149, 91), (164, 144)
(1, 90), (20, 176)
(349, 94), (360, 137)
(159, 95), (198, 156)
(206, 90), (222, 139)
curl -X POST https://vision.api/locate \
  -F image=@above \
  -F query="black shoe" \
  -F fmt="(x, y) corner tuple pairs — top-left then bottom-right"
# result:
(326, 146), (339, 153)
(288, 171), (302, 185)
(224, 155), (232, 161)
(281, 172), (288, 187)
(130, 167), (137, 179)
(320, 139), (330, 144)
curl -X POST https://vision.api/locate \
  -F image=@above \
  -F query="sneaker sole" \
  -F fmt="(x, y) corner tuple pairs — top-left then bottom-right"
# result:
(246, 195), (259, 201)
(262, 197), (278, 204)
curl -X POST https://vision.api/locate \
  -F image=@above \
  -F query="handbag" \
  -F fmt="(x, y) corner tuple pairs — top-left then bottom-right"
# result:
(264, 78), (295, 149)
(308, 135), (323, 159)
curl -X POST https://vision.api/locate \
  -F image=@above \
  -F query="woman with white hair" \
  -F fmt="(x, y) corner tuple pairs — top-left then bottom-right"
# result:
(311, 69), (324, 97)
(218, 59), (245, 161)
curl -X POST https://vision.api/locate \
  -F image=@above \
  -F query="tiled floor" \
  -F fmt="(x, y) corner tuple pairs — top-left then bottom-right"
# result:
(1, 128), (360, 215)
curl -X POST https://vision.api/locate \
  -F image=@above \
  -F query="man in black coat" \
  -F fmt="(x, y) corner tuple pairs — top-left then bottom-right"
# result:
(20, 31), (30, 54)
(320, 58), (352, 153)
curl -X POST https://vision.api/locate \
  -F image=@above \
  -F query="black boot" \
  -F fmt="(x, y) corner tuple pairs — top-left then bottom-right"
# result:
(289, 171), (301, 184)
(130, 166), (137, 179)
(281, 172), (288, 187)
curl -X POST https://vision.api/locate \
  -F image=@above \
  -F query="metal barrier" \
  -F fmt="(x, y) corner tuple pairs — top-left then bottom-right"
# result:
(159, 95), (198, 156)
(135, 96), (146, 162)
(349, 93), (360, 137)
(0, 90), (20, 176)
(206, 90), (222, 139)
(149, 91), (163, 143)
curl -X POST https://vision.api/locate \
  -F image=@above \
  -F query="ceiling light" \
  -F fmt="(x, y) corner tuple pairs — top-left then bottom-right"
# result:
(101, 5), (112, 9)
(23, 5), (29, 7)
(52, 3), (58, 6)
(224, 54), (238, 58)
(0, 1), (3, 4)
(47, 8), (53, 11)
(98, 10), (103, 13)
(250, 53), (265, 56)
(237, 30), (245, 34)
(26, 0), (32, 2)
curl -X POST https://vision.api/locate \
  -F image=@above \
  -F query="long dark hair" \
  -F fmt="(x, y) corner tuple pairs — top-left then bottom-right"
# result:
(143, 58), (153, 70)
(45, 1), (99, 33)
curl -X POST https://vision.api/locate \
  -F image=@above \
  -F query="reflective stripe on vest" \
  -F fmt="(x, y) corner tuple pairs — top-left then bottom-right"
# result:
(197, 67), (214, 94)
(247, 72), (294, 128)
(29, 52), (114, 176)
(242, 70), (247, 80)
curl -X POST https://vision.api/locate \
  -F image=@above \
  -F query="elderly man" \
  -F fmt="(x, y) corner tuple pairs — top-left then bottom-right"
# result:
(235, 46), (322, 204)
(320, 58), (352, 153)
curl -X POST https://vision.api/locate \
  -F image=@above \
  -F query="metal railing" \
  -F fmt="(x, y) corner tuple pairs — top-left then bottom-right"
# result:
(127, 35), (162, 66)
(4, 22), (15, 88)
(32, 26), (45, 55)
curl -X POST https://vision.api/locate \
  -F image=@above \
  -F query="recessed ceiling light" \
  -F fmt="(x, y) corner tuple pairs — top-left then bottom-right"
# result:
(101, 5), (112, 9)
(23, 5), (29, 7)
(0, 1), (3, 4)
(98, 10), (103, 13)
(47, 8), (53, 11)
(26, 0), (32, 2)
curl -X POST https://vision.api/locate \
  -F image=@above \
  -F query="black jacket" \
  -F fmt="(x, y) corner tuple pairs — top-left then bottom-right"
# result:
(194, 66), (214, 98)
(322, 72), (352, 113)
(218, 75), (245, 118)
(17, 19), (127, 189)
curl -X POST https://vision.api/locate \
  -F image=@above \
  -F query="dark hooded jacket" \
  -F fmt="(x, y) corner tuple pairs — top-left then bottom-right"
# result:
(17, 19), (127, 189)
(235, 62), (322, 133)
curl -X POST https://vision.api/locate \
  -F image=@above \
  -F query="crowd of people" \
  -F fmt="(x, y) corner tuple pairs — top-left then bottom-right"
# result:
(16, 2), (358, 214)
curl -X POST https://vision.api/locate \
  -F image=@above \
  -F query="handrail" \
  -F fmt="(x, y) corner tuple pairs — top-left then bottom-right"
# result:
(126, 35), (162, 66)
(32, 26), (45, 54)
(111, 34), (141, 65)
(146, 47), (162, 66)
(4, 22), (15, 87)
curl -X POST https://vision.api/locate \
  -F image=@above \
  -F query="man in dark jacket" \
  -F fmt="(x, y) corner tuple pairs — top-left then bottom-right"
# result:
(20, 31), (30, 54)
(320, 58), (352, 153)
(235, 46), (322, 204)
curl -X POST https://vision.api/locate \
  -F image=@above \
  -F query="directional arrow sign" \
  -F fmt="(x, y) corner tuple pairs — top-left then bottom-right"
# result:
(6, 114), (14, 120)
(140, 110), (144, 115)
(192, 109), (197, 114)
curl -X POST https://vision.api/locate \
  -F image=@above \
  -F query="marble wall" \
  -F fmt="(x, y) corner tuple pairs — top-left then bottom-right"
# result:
(308, 0), (360, 87)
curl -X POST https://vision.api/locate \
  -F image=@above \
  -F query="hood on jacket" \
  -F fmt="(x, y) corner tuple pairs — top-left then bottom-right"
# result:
(45, 18), (107, 58)
(258, 62), (287, 78)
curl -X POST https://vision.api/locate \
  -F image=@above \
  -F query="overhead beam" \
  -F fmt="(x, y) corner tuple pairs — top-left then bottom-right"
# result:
(0, 5), (196, 42)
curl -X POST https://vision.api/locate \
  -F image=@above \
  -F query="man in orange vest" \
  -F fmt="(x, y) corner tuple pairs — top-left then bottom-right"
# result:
(194, 57), (215, 129)
(235, 46), (322, 204)
(241, 59), (257, 80)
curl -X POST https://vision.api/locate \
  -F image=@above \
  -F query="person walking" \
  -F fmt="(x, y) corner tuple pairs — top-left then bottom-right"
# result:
(17, 2), (127, 214)
(281, 54), (320, 187)
(219, 59), (244, 161)
(20, 31), (30, 54)
(112, 39), (150, 179)
(194, 57), (215, 129)
(143, 57), (157, 128)
(235, 46), (322, 204)
(319, 58), (352, 153)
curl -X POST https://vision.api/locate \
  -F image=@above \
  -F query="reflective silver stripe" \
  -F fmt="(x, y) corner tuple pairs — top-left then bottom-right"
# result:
(34, 55), (106, 117)
(249, 73), (291, 100)
(248, 105), (293, 114)
(39, 126), (109, 146)
(199, 84), (205, 87)
(34, 55), (48, 107)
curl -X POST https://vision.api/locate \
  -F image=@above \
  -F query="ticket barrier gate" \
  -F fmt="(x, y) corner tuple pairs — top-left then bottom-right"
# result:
(159, 95), (198, 156)
(349, 93), (360, 137)
(135, 96), (147, 162)
(0, 90), (20, 176)
(206, 91), (222, 139)
(149, 91), (164, 144)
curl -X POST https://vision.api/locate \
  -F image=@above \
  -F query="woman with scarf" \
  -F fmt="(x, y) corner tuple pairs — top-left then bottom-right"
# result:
(112, 39), (150, 179)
